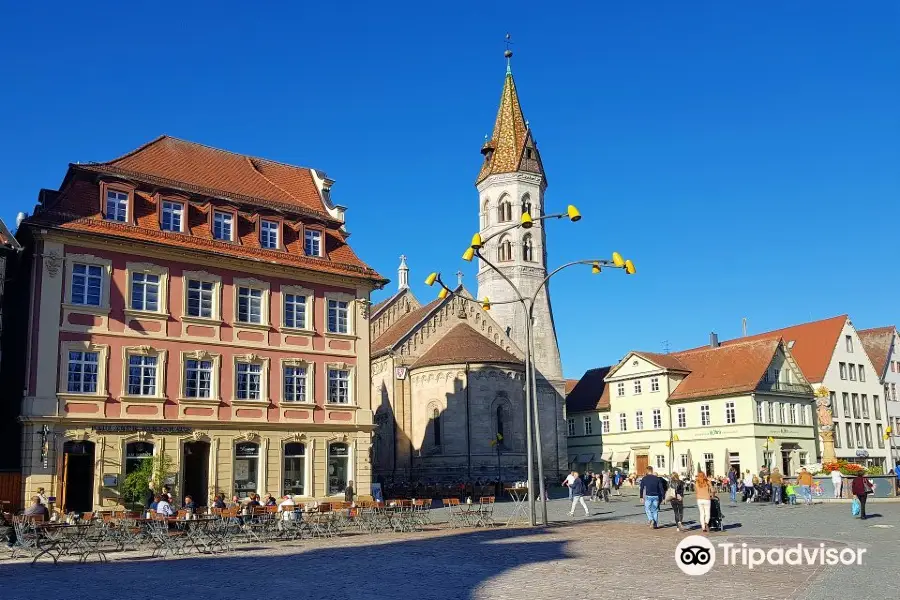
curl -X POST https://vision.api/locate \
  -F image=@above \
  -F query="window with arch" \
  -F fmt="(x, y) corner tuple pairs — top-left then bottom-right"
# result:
(432, 407), (442, 446)
(283, 442), (306, 496)
(234, 442), (259, 498)
(497, 198), (512, 222)
(522, 234), (534, 261)
(125, 441), (154, 475)
(493, 397), (511, 448)
(328, 442), (350, 495)
(521, 194), (532, 217)
(481, 199), (489, 228)
(498, 237), (512, 262)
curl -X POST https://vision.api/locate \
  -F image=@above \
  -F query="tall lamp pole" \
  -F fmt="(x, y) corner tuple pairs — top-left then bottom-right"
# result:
(426, 205), (637, 525)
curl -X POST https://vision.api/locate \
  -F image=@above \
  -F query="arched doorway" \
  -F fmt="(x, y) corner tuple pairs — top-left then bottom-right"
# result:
(182, 441), (210, 506)
(61, 440), (95, 513)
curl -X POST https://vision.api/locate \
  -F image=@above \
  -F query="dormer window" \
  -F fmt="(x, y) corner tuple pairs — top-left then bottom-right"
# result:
(105, 190), (128, 222)
(161, 201), (184, 232)
(260, 220), (279, 249)
(304, 229), (322, 257)
(213, 211), (234, 241)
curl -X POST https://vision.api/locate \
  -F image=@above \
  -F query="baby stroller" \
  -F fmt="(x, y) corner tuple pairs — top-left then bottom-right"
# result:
(709, 497), (725, 532)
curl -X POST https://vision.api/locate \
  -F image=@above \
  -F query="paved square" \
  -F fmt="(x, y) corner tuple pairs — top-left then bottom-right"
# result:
(2, 493), (896, 600)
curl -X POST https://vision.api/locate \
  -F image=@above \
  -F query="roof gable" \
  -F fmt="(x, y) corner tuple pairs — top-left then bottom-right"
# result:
(858, 326), (896, 380)
(411, 323), (521, 369)
(565, 367), (612, 414)
(606, 351), (688, 380)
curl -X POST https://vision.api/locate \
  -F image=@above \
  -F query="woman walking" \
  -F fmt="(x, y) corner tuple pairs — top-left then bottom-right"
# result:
(695, 471), (715, 532)
(851, 473), (872, 520)
(669, 473), (685, 531)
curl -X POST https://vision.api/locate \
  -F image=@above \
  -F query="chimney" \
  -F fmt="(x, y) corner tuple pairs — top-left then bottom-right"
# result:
(710, 332), (719, 348)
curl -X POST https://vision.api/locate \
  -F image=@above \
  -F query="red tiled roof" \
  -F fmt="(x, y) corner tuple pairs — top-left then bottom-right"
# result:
(372, 298), (443, 354)
(565, 367), (612, 413)
(565, 379), (579, 395)
(632, 352), (689, 372)
(25, 137), (385, 284)
(83, 136), (331, 219)
(717, 315), (848, 384)
(668, 338), (784, 401)
(411, 323), (521, 369)
(858, 326), (896, 378)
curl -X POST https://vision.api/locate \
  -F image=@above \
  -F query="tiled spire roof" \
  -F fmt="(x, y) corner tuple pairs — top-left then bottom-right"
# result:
(476, 70), (543, 184)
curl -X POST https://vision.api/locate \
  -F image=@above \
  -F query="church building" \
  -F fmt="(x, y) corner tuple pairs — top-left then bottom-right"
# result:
(369, 57), (568, 484)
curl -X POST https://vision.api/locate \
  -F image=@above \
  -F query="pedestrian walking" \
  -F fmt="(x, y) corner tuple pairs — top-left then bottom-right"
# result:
(562, 470), (576, 502)
(831, 469), (843, 499)
(669, 473), (685, 531)
(770, 468), (784, 505)
(742, 470), (754, 502)
(613, 471), (622, 496)
(639, 466), (667, 528)
(601, 470), (612, 502)
(797, 468), (814, 505)
(851, 473), (872, 520)
(568, 471), (590, 517)
(728, 466), (738, 504)
(694, 471), (715, 532)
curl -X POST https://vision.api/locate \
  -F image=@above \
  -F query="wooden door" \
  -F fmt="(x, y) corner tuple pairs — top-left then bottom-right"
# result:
(636, 454), (648, 474)
(58, 453), (69, 514)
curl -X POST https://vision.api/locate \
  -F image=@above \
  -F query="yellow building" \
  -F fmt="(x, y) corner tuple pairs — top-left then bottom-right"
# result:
(566, 336), (818, 477)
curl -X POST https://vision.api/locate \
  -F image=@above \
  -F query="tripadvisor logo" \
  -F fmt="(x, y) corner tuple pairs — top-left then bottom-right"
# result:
(675, 536), (866, 576)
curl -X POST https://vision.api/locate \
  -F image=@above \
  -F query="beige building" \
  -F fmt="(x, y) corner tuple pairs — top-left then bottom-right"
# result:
(566, 337), (817, 477)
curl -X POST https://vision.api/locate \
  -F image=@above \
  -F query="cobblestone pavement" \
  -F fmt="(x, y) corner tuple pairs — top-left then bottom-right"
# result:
(2, 492), (897, 600)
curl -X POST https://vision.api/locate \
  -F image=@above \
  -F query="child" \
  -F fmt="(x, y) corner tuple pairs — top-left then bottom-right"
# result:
(785, 483), (797, 505)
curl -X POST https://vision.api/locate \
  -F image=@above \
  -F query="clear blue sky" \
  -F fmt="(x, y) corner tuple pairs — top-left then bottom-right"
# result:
(2, 2), (898, 378)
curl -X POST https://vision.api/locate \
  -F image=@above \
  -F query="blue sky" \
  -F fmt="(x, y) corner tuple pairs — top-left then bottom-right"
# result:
(1, 2), (898, 378)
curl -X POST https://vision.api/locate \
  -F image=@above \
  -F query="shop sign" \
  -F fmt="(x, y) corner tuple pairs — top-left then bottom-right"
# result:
(694, 428), (739, 438)
(856, 450), (869, 458)
(93, 425), (194, 435)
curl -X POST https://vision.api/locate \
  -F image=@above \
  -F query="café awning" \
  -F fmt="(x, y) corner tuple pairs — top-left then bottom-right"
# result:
(611, 451), (631, 464)
(576, 453), (594, 464)
(600, 451), (613, 462)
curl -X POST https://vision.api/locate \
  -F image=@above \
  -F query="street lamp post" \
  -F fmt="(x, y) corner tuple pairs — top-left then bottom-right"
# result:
(426, 206), (636, 525)
(765, 437), (776, 471)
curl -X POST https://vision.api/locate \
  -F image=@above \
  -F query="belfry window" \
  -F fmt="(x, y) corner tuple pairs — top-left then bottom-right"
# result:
(498, 237), (512, 262)
(522, 234), (534, 262)
(497, 200), (512, 222)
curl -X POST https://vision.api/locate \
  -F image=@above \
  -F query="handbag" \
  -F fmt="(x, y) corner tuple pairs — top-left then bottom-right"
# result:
(664, 487), (676, 502)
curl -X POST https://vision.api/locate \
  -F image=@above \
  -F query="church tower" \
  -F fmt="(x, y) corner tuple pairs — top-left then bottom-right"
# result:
(475, 54), (563, 384)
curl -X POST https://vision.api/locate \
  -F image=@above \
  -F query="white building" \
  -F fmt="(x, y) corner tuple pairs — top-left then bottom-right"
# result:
(859, 326), (900, 467)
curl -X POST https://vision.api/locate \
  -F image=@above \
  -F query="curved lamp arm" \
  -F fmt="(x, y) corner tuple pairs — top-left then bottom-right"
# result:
(473, 248), (527, 305)
(479, 211), (572, 246)
(528, 259), (618, 309)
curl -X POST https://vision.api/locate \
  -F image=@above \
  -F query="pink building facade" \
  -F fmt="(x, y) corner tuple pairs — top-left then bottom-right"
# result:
(18, 136), (385, 511)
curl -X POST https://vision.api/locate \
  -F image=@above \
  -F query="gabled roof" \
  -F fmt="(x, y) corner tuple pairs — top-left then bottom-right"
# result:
(372, 298), (444, 355)
(411, 323), (521, 369)
(79, 135), (332, 219)
(718, 315), (847, 384)
(565, 379), (579, 395)
(565, 367), (613, 413)
(668, 338), (792, 401)
(371, 288), (414, 320)
(858, 326), (896, 379)
(475, 70), (544, 185)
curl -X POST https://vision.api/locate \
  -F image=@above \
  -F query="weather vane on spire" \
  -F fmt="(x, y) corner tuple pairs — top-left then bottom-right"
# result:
(504, 33), (513, 74)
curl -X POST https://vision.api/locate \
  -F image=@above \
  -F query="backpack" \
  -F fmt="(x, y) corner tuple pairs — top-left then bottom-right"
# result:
(851, 498), (861, 516)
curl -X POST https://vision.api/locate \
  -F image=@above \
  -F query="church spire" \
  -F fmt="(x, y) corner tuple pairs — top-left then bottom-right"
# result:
(476, 43), (545, 185)
(397, 255), (409, 291)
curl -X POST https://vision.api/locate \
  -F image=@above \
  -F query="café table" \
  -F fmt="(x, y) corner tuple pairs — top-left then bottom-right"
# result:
(504, 487), (530, 527)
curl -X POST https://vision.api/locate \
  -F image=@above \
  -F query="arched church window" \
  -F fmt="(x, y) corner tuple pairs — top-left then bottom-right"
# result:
(496, 405), (506, 445)
(497, 199), (512, 222)
(522, 234), (534, 262)
(433, 407), (441, 446)
(481, 199), (489, 228)
(498, 237), (512, 262)
(521, 194), (531, 217)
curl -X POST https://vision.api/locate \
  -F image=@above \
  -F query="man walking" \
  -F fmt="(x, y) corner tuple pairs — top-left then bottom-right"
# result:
(568, 471), (590, 517)
(639, 466), (666, 528)
(770, 468), (784, 505)
(831, 468), (843, 499)
(797, 467), (814, 505)
(562, 470), (576, 502)
(601, 470), (612, 502)
(728, 466), (738, 504)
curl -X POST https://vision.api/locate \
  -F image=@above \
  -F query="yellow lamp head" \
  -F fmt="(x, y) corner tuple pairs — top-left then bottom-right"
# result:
(591, 262), (601, 275)
(521, 212), (533, 229)
(887, 426), (893, 435)
(665, 441), (671, 448)
(481, 297), (491, 311)
(624, 259), (636, 275)
(462, 247), (475, 262)
(437, 287), (449, 300)
(612, 252), (625, 268)
(767, 436), (775, 443)
(424, 272), (438, 287)
(470, 233), (483, 249)
(567, 205), (581, 222)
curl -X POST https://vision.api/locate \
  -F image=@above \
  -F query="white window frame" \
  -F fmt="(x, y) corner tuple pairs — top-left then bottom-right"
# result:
(757, 400), (764, 423)
(182, 271), (222, 322)
(325, 292), (354, 336)
(281, 359), (314, 403)
(179, 350), (221, 402)
(325, 362), (355, 405)
(121, 346), (167, 400)
(700, 404), (710, 427)
(778, 402), (786, 424)
(213, 210), (234, 241)
(105, 189), (129, 222)
(677, 407), (686, 428)
(260, 219), (280, 250)
(567, 418), (575, 437)
(304, 229), (323, 257)
(233, 278), (270, 328)
(126, 263), (169, 316)
(584, 416), (593, 435)
(619, 412), (627, 432)
(233, 354), (270, 403)
(789, 403), (797, 425)
(859, 365), (866, 382)
(680, 454), (688, 470)
(656, 455), (665, 469)
(160, 200), (185, 233)
(650, 377), (660, 392)
(846, 335), (853, 353)
(839, 362), (847, 380)
(849, 363), (857, 381)
(616, 382), (625, 397)
(58, 341), (109, 397)
(652, 408), (662, 429)
(633, 379), (642, 395)
(601, 414), (610, 433)
(635, 410), (644, 430)
(64, 254), (112, 312)
(280, 285), (314, 332)
(725, 401), (736, 424)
